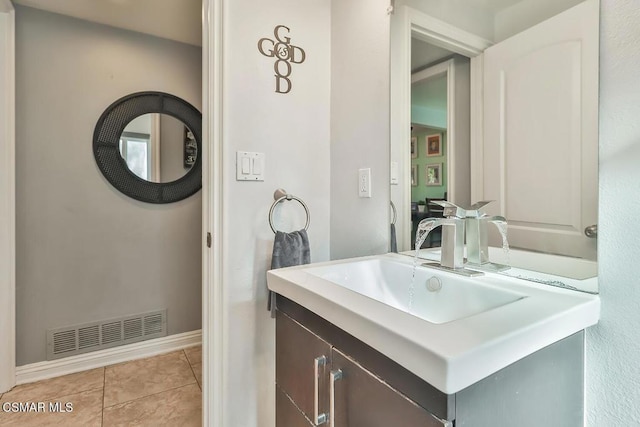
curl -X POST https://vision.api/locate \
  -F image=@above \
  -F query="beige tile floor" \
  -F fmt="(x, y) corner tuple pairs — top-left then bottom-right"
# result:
(0, 346), (202, 427)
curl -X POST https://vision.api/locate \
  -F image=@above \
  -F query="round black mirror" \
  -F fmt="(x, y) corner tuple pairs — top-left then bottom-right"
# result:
(93, 92), (202, 203)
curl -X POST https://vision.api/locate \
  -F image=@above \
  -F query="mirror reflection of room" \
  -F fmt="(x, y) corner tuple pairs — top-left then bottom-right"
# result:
(119, 113), (197, 183)
(392, 0), (599, 287)
(410, 40), (469, 249)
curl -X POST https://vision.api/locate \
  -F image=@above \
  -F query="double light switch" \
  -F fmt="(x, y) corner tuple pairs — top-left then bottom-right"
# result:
(236, 151), (265, 181)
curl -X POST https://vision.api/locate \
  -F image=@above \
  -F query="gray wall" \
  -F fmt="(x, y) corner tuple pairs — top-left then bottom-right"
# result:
(160, 114), (189, 182)
(330, 0), (390, 260)
(15, 6), (202, 365)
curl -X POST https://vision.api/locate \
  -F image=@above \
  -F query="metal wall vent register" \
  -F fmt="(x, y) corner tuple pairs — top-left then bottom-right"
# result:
(46, 309), (167, 360)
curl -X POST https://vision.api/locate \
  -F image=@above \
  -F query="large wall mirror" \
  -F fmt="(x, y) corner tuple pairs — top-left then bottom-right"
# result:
(93, 91), (202, 203)
(390, 0), (599, 293)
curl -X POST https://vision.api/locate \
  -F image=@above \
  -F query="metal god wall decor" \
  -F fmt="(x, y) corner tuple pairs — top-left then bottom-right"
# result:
(258, 25), (306, 94)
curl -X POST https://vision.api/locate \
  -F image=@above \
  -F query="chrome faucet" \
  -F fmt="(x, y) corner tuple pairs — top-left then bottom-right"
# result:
(417, 202), (474, 275)
(417, 200), (510, 276)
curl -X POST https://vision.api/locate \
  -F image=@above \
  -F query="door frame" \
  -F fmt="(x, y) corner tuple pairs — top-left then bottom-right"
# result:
(0, 0), (15, 394)
(0, 6), (226, 427)
(202, 0), (224, 425)
(390, 6), (490, 251)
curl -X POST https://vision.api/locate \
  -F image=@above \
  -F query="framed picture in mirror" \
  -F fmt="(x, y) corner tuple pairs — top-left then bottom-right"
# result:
(411, 164), (418, 186)
(426, 163), (441, 186)
(426, 133), (442, 157)
(411, 136), (418, 158)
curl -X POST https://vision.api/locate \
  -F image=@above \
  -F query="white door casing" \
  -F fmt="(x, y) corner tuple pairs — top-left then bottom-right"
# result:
(0, 0), (16, 394)
(481, 0), (599, 260)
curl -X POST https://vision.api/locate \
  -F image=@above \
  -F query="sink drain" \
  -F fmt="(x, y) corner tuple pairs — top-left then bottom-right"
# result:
(427, 276), (442, 292)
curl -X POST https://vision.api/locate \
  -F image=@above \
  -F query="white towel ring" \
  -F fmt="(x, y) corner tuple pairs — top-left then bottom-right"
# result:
(269, 190), (310, 234)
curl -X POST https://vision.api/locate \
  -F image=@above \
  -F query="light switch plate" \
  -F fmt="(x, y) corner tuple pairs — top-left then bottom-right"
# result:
(358, 168), (372, 198)
(236, 151), (265, 181)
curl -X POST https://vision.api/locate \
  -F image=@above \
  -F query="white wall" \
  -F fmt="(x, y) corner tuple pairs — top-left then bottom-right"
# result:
(330, 0), (390, 259)
(220, 0), (331, 424)
(586, 0), (640, 424)
(15, 6), (202, 365)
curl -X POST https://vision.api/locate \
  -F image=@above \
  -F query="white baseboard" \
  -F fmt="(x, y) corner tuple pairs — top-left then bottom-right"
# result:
(15, 329), (202, 386)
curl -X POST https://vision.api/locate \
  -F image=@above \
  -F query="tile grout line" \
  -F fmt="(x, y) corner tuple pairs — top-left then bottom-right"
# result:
(102, 382), (199, 412)
(101, 367), (106, 427)
(1, 383), (105, 404)
(184, 349), (202, 392)
(101, 350), (198, 411)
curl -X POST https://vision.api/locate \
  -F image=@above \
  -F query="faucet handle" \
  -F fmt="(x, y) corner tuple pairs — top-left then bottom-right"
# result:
(432, 200), (498, 219)
(465, 200), (495, 218)
(469, 200), (493, 211)
(431, 201), (467, 218)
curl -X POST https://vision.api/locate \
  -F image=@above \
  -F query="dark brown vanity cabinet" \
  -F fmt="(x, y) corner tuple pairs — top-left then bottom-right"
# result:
(275, 294), (585, 427)
(275, 306), (448, 427)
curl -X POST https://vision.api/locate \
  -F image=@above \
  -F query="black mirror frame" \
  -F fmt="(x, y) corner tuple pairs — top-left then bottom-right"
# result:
(93, 91), (202, 204)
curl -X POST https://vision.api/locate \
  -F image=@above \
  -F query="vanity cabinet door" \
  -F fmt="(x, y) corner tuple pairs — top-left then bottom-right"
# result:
(330, 349), (447, 427)
(277, 385), (314, 427)
(276, 310), (332, 425)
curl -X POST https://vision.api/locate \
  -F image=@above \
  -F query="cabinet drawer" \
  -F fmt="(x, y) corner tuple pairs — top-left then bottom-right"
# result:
(331, 349), (449, 427)
(276, 310), (332, 422)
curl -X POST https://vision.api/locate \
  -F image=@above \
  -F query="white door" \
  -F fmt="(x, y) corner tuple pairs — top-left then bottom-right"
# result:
(481, 0), (599, 260)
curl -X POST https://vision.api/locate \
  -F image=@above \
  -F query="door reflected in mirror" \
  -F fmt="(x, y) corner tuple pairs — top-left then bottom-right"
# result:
(119, 113), (197, 183)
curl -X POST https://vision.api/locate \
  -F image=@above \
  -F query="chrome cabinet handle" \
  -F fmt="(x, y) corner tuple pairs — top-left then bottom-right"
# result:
(585, 224), (597, 238)
(314, 356), (328, 425)
(329, 369), (343, 427)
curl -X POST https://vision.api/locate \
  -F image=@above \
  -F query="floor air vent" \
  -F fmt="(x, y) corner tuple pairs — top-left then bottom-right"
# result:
(46, 309), (167, 360)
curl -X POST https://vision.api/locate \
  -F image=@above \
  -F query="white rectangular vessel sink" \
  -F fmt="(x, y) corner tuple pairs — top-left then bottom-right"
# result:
(305, 259), (525, 324)
(267, 253), (600, 394)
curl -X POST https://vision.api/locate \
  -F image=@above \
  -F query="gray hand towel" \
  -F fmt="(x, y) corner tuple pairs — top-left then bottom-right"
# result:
(271, 229), (311, 269)
(268, 229), (311, 315)
(390, 223), (398, 253)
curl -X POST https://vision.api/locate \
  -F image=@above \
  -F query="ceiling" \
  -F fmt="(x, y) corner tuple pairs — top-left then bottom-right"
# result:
(10, 0), (574, 49)
(411, 39), (454, 72)
(462, 0), (527, 13)
(11, 0), (202, 46)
